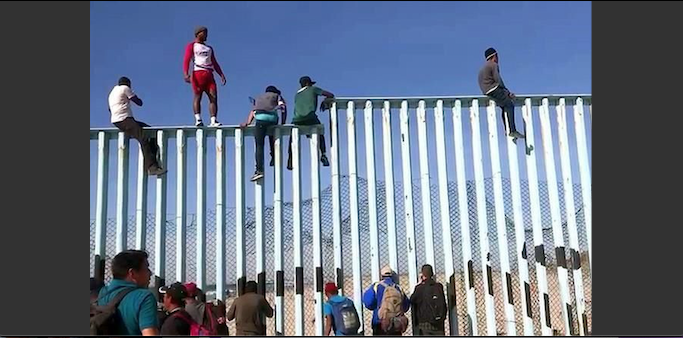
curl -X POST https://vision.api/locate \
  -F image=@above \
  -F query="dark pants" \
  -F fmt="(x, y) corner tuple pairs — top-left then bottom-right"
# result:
(287, 116), (326, 164)
(415, 322), (445, 336)
(372, 323), (387, 336)
(487, 87), (518, 134)
(372, 323), (404, 336)
(113, 117), (159, 170)
(254, 120), (277, 172)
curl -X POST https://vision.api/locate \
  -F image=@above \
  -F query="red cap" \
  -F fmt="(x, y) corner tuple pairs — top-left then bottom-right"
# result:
(184, 282), (198, 297)
(324, 282), (338, 294)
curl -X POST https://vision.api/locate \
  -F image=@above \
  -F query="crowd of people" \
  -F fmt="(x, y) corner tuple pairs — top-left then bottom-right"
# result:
(98, 23), (531, 337)
(108, 26), (336, 182)
(90, 250), (450, 336)
(107, 25), (526, 182)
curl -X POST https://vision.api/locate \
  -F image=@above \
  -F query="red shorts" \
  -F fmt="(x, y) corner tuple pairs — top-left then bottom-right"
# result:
(191, 70), (216, 94)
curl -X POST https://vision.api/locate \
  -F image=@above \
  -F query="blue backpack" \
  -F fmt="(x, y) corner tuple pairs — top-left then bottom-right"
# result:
(330, 297), (361, 335)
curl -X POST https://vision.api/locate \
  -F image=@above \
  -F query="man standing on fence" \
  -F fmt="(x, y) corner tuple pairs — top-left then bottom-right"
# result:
(108, 77), (167, 176)
(183, 26), (227, 127)
(478, 47), (526, 143)
(287, 76), (334, 170)
(409, 264), (447, 336)
(363, 266), (410, 336)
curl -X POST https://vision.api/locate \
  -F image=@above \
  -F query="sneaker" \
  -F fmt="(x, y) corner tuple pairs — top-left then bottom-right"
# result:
(195, 120), (204, 127)
(509, 131), (526, 139)
(269, 157), (275, 167)
(148, 166), (168, 176)
(320, 154), (330, 167)
(209, 121), (222, 127)
(250, 171), (264, 182)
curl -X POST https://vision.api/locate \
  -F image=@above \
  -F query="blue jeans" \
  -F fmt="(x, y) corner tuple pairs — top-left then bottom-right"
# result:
(254, 120), (277, 172)
(487, 87), (518, 134)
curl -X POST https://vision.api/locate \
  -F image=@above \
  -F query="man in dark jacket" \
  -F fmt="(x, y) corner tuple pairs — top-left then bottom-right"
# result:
(226, 281), (274, 335)
(410, 264), (447, 336)
(478, 47), (526, 143)
(159, 282), (193, 335)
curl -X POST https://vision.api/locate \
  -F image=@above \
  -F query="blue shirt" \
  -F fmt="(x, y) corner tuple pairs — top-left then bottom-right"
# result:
(97, 279), (159, 335)
(362, 277), (411, 325)
(254, 110), (279, 123)
(324, 295), (353, 336)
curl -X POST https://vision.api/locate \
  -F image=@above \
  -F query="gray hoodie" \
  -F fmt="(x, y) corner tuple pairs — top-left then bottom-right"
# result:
(478, 60), (506, 95)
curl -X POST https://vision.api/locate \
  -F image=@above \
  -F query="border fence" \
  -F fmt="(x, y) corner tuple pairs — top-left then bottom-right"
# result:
(90, 94), (592, 336)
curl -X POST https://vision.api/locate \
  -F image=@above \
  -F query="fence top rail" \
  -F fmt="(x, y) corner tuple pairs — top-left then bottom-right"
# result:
(89, 124), (323, 140)
(90, 94), (591, 138)
(333, 93), (591, 108)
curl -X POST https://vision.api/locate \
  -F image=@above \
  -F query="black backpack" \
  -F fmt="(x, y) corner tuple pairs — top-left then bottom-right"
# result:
(422, 283), (447, 324)
(90, 287), (136, 335)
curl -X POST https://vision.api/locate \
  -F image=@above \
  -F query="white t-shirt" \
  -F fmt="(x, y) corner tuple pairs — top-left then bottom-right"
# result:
(192, 42), (214, 72)
(108, 85), (137, 123)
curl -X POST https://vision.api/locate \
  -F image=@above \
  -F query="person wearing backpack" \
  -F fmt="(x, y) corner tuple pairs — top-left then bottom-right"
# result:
(205, 297), (229, 335)
(183, 282), (207, 325)
(362, 266), (410, 336)
(91, 250), (159, 336)
(184, 282), (228, 336)
(410, 264), (447, 336)
(323, 282), (361, 336)
(159, 282), (192, 335)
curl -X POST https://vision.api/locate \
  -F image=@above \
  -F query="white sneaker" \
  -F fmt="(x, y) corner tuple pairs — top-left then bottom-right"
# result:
(195, 120), (204, 127)
(209, 121), (222, 127)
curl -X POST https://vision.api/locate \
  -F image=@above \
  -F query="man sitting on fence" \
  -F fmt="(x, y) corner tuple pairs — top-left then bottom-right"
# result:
(94, 250), (160, 336)
(363, 266), (410, 336)
(286, 75), (334, 170)
(478, 47), (526, 143)
(108, 76), (166, 176)
(324, 282), (361, 336)
(240, 86), (287, 182)
(226, 280), (274, 335)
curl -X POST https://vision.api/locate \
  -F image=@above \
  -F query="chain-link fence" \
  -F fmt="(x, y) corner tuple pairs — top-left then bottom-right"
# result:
(90, 175), (591, 336)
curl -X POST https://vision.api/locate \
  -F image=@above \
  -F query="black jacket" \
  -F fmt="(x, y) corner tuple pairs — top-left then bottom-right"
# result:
(409, 279), (447, 326)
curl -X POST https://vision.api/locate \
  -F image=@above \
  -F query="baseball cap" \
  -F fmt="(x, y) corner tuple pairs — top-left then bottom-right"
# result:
(195, 26), (208, 37)
(381, 266), (394, 277)
(299, 76), (316, 87)
(159, 282), (188, 302)
(324, 282), (338, 294)
(485, 47), (497, 60)
(184, 282), (198, 298)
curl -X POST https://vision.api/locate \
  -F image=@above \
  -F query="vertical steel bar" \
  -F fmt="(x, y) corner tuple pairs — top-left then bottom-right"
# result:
(452, 100), (478, 336)
(116, 132), (130, 253)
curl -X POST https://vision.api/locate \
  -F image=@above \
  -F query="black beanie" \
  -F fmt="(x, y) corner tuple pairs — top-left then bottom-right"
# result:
(485, 47), (497, 60)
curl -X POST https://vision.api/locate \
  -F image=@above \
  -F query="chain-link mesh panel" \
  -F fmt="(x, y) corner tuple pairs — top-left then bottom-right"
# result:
(90, 175), (591, 336)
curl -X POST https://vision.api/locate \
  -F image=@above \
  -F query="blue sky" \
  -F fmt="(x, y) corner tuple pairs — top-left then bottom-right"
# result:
(90, 1), (591, 218)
